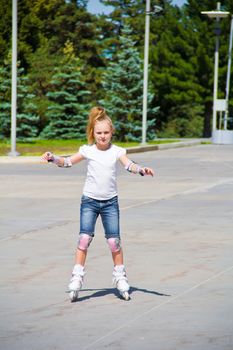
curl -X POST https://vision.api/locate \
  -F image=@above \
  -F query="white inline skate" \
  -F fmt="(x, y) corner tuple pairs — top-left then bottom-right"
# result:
(112, 265), (130, 301)
(68, 264), (85, 302)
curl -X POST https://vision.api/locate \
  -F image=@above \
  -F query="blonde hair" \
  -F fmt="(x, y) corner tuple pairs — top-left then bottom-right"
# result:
(86, 106), (114, 144)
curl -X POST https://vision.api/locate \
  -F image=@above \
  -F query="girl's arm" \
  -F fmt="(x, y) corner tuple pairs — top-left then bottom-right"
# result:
(119, 154), (154, 177)
(41, 151), (84, 167)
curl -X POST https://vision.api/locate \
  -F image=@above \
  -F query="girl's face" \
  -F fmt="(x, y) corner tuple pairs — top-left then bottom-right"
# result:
(94, 120), (112, 149)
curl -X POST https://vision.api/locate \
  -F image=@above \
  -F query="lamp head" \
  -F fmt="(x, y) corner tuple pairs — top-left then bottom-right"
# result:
(201, 10), (229, 18)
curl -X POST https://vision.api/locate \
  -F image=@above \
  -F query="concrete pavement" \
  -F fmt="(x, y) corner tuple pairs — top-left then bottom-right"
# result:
(0, 143), (233, 350)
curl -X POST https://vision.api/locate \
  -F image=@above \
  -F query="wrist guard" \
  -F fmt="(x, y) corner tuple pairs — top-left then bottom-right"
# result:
(63, 157), (72, 168)
(125, 160), (144, 176)
(47, 152), (72, 167)
(47, 153), (60, 165)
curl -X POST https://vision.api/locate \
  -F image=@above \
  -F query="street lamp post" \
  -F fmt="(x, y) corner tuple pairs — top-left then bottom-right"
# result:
(9, 0), (19, 156)
(141, 0), (151, 145)
(141, 1), (162, 145)
(224, 15), (233, 130)
(201, 2), (229, 137)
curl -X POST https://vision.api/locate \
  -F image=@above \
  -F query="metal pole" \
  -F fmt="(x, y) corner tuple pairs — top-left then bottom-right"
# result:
(9, 0), (19, 156)
(142, 0), (150, 145)
(224, 15), (233, 130)
(212, 2), (221, 133)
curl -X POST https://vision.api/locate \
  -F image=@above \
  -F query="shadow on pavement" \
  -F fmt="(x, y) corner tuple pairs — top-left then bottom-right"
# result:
(74, 286), (170, 303)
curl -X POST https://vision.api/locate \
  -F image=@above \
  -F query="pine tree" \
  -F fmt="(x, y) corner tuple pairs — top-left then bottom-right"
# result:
(0, 64), (11, 138)
(100, 25), (158, 141)
(0, 62), (39, 140)
(40, 46), (91, 139)
(17, 73), (40, 139)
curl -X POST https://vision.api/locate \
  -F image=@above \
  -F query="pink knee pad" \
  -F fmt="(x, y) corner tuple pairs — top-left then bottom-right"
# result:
(78, 234), (93, 251)
(107, 237), (121, 253)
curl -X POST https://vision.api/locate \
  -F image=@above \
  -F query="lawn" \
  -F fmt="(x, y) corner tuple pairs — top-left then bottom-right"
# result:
(0, 139), (178, 156)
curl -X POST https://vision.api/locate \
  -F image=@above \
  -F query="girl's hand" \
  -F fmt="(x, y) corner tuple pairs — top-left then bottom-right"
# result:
(41, 152), (55, 163)
(140, 167), (154, 177)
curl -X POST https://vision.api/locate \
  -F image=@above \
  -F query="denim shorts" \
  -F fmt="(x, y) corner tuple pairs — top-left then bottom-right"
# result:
(79, 195), (120, 239)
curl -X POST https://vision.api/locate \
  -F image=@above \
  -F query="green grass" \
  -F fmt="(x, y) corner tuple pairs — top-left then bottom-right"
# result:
(0, 139), (178, 156)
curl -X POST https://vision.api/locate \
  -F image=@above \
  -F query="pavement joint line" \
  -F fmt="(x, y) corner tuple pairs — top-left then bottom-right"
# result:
(81, 264), (233, 350)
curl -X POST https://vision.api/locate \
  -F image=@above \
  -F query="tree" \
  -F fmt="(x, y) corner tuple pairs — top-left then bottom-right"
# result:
(99, 0), (146, 60)
(150, 2), (205, 137)
(184, 0), (232, 136)
(0, 1), (12, 61)
(23, 0), (105, 101)
(99, 25), (158, 141)
(40, 47), (91, 139)
(0, 64), (11, 138)
(100, 0), (205, 137)
(27, 40), (63, 133)
(0, 61), (39, 140)
(2, 0), (232, 140)
(17, 74), (40, 139)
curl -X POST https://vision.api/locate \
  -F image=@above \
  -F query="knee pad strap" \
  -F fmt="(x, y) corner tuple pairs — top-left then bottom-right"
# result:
(107, 237), (121, 253)
(78, 234), (93, 251)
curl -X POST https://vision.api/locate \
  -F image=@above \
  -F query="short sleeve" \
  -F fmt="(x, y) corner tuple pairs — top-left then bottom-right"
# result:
(116, 146), (126, 159)
(79, 145), (88, 158)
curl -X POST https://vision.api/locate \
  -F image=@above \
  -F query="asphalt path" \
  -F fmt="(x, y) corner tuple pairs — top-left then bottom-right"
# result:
(0, 144), (233, 350)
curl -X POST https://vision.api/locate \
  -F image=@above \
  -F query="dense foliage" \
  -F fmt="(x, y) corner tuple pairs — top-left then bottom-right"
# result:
(0, 0), (233, 141)
(99, 25), (158, 141)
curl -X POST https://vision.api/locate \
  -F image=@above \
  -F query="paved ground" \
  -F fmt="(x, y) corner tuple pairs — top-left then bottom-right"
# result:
(0, 144), (233, 350)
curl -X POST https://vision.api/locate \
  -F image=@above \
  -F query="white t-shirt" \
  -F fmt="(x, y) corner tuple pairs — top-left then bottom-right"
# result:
(79, 144), (126, 200)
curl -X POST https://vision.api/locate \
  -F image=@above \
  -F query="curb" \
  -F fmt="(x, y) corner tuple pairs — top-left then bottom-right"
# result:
(126, 139), (203, 154)
(0, 156), (41, 164)
(0, 139), (205, 163)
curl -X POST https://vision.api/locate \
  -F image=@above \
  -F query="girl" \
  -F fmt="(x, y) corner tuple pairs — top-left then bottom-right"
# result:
(42, 106), (154, 302)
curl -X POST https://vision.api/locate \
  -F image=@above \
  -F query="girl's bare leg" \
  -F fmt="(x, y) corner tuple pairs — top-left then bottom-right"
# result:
(112, 249), (124, 266)
(75, 249), (87, 266)
(75, 247), (123, 267)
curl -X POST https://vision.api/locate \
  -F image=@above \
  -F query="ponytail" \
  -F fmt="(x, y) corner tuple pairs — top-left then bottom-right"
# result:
(86, 106), (114, 144)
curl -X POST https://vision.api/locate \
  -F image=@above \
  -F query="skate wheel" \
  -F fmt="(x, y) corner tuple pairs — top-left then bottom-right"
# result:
(69, 290), (78, 302)
(121, 291), (130, 301)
